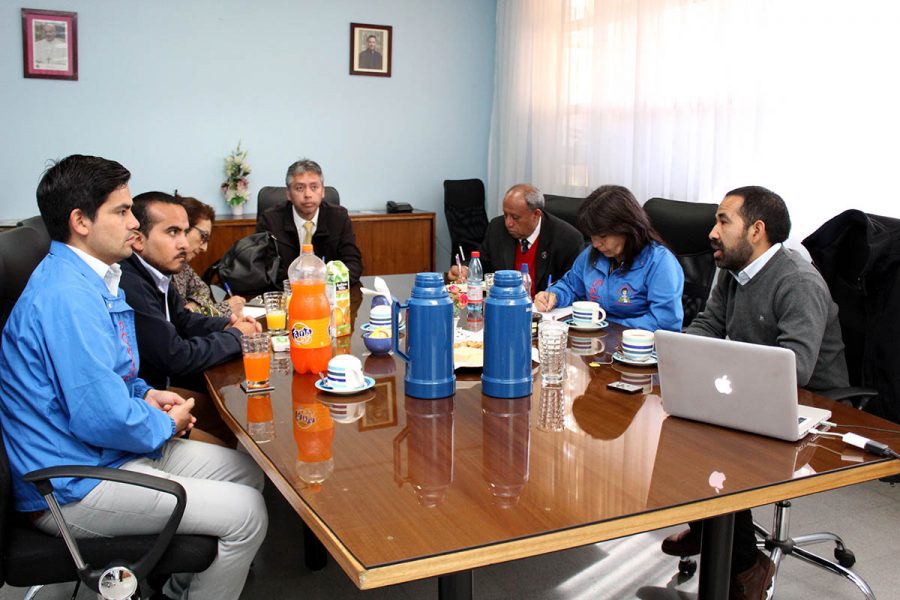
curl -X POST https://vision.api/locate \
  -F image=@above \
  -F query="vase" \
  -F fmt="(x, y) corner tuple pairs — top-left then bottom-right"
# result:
(231, 203), (246, 216)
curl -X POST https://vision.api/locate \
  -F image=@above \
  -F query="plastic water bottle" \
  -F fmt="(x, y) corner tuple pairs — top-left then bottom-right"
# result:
(288, 243), (333, 374)
(467, 251), (484, 326)
(520, 263), (532, 301)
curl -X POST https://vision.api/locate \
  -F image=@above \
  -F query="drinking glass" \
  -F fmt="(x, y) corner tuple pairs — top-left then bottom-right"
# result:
(538, 320), (569, 384)
(263, 292), (287, 335)
(241, 333), (271, 389)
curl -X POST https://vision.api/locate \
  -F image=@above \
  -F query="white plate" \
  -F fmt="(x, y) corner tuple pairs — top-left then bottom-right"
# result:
(563, 318), (609, 332)
(454, 346), (484, 369)
(611, 350), (658, 367)
(361, 322), (405, 332)
(315, 376), (376, 395)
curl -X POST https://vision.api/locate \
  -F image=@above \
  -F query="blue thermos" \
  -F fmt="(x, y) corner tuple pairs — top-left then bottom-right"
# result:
(392, 273), (456, 399)
(482, 270), (533, 398)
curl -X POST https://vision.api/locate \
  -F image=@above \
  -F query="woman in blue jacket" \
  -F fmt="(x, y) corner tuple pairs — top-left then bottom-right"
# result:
(534, 185), (684, 332)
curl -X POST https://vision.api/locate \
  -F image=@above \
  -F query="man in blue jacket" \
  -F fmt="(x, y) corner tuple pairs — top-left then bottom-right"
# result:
(0, 155), (267, 600)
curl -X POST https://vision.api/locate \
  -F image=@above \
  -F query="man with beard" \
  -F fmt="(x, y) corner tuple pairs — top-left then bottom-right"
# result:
(120, 192), (261, 445)
(661, 186), (848, 599)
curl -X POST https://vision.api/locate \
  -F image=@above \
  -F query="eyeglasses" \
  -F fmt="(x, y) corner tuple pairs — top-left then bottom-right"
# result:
(192, 228), (210, 244)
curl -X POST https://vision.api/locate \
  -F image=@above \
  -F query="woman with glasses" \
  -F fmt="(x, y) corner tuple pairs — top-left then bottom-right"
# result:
(172, 196), (246, 317)
(534, 185), (684, 332)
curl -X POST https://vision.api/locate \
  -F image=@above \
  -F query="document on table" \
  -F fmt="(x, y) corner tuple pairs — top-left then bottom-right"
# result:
(243, 305), (266, 319)
(533, 305), (573, 321)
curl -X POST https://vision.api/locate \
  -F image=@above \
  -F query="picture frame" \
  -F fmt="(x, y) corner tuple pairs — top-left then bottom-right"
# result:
(359, 380), (397, 431)
(22, 8), (78, 80)
(350, 22), (392, 77)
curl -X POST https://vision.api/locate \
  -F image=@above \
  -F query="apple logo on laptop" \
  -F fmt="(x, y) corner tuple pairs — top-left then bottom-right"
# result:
(708, 471), (726, 493)
(714, 375), (732, 395)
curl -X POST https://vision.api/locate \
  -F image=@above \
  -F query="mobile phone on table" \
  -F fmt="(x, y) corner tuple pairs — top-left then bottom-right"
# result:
(607, 381), (643, 394)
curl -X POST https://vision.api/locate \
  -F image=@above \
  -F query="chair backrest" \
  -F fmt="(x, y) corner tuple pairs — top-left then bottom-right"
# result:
(644, 197), (718, 328)
(443, 178), (488, 262)
(803, 209), (900, 421)
(16, 215), (51, 247)
(256, 186), (340, 221)
(0, 225), (50, 333)
(543, 194), (587, 239)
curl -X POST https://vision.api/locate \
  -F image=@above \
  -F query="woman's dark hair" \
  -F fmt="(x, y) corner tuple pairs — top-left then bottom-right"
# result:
(37, 154), (131, 242)
(576, 185), (665, 271)
(178, 196), (216, 228)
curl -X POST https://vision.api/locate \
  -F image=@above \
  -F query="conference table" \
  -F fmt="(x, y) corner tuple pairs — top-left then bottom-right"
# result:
(204, 274), (900, 599)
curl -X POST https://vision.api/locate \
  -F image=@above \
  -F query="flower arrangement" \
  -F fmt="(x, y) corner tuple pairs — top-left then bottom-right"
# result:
(220, 141), (251, 208)
(447, 283), (468, 315)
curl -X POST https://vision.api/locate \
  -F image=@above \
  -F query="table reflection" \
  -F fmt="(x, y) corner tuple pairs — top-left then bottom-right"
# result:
(292, 376), (335, 489)
(482, 395), (531, 508)
(393, 397), (454, 508)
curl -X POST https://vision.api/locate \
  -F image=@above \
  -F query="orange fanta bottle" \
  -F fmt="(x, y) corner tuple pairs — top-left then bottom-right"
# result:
(288, 244), (333, 374)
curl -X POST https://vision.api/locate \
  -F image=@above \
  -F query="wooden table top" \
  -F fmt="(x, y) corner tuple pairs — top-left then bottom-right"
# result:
(204, 275), (900, 590)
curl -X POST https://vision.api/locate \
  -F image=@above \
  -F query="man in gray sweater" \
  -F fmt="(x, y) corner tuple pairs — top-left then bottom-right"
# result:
(661, 186), (848, 600)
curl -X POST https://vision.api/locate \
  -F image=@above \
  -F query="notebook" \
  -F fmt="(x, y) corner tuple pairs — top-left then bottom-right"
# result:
(655, 330), (831, 442)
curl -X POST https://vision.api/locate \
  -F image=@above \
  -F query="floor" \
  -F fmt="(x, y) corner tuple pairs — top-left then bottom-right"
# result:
(7, 479), (898, 600)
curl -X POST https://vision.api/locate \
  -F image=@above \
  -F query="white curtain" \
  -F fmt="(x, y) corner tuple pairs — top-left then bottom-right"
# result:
(488, 0), (900, 245)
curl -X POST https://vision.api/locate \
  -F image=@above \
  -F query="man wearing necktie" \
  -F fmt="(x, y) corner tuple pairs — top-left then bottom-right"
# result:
(448, 183), (584, 296)
(257, 158), (363, 284)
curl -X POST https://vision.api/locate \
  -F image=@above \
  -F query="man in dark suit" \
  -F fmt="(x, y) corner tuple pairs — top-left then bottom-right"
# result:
(257, 158), (363, 284)
(358, 34), (383, 69)
(449, 184), (585, 295)
(120, 191), (261, 444)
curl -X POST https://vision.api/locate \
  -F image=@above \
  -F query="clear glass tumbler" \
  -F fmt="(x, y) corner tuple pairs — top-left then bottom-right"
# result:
(538, 319), (569, 384)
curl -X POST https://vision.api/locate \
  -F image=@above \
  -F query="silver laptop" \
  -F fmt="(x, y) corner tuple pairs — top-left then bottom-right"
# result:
(655, 330), (831, 442)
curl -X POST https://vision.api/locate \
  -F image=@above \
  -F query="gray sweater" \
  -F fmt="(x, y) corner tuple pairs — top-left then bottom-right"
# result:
(687, 248), (848, 391)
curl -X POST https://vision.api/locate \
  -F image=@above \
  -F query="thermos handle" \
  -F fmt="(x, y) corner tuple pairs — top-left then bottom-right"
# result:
(391, 297), (410, 363)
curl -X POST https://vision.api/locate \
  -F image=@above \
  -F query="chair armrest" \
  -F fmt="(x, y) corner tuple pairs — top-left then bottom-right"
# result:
(818, 386), (878, 408)
(24, 465), (187, 594)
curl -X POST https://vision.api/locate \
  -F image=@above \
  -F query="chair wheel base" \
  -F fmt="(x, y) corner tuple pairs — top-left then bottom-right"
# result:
(678, 557), (697, 577)
(835, 547), (856, 568)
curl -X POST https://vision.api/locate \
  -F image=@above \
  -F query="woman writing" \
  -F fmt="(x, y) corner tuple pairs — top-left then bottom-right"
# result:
(534, 185), (684, 332)
(172, 196), (246, 317)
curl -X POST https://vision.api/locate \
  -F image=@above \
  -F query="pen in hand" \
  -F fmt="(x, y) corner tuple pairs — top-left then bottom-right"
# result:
(547, 275), (553, 289)
(455, 253), (462, 279)
(223, 282), (234, 298)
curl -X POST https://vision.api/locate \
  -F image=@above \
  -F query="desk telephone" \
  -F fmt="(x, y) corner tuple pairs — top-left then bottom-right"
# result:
(386, 201), (413, 213)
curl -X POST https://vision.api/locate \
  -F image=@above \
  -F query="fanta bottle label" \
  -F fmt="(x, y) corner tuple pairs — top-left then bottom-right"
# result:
(290, 317), (331, 348)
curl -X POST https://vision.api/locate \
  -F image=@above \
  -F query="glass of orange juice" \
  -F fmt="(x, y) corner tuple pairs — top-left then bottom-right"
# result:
(241, 333), (271, 389)
(263, 291), (287, 335)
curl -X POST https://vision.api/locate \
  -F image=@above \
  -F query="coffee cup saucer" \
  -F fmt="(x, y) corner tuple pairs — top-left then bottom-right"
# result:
(361, 322), (405, 332)
(611, 350), (658, 367)
(315, 376), (376, 395)
(563, 318), (609, 332)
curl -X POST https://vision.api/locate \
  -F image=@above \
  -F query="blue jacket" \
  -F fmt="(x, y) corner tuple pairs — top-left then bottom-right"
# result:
(0, 243), (174, 511)
(549, 242), (684, 332)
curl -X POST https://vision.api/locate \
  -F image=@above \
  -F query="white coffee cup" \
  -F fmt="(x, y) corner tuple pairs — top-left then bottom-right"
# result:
(326, 354), (366, 389)
(572, 301), (607, 325)
(370, 305), (392, 329)
(621, 329), (655, 361)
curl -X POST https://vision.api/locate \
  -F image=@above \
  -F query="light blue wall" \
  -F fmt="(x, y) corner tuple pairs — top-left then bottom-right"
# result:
(1, 0), (496, 268)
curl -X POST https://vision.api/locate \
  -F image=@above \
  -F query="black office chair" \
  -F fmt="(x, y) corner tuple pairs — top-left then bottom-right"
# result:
(16, 215), (51, 249)
(543, 194), (586, 238)
(644, 197), (718, 328)
(0, 225), (218, 599)
(443, 178), (488, 263)
(256, 185), (341, 221)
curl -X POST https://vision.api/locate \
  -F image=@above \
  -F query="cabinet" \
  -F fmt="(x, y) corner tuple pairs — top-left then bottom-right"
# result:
(191, 210), (436, 277)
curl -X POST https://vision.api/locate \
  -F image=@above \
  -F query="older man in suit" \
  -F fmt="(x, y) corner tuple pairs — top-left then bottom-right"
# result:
(449, 183), (585, 295)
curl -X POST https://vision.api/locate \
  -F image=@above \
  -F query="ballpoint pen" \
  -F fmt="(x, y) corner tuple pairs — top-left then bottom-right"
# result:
(223, 281), (234, 298)
(547, 275), (553, 289)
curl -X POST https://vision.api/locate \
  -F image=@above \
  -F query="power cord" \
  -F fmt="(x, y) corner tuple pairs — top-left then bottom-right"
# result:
(812, 427), (900, 459)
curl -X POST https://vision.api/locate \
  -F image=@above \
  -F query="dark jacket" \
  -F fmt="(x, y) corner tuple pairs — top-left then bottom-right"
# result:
(119, 254), (242, 389)
(256, 201), (363, 284)
(479, 210), (586, 293)
(803, 209), (900, 423)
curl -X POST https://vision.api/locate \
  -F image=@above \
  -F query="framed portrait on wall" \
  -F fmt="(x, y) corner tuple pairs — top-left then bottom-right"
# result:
(350, 22), (392, 77)
(22, 8), (78, 80)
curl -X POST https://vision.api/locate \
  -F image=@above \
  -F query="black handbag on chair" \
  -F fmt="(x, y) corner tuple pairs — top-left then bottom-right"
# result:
(213, 232), (281, 296)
